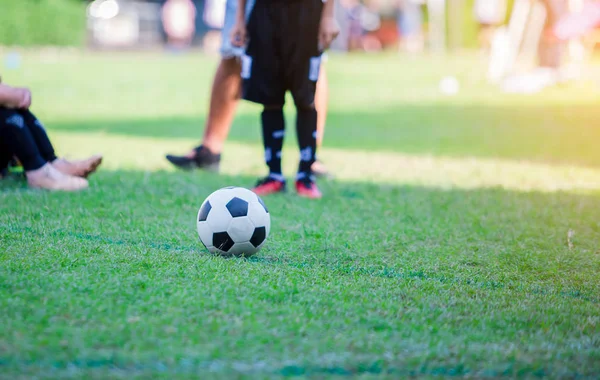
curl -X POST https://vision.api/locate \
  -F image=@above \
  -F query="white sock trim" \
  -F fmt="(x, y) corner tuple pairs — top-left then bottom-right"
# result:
(268, 173), (286, 182)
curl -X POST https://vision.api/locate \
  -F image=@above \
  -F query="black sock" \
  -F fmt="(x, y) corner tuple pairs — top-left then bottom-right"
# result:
(0, 108), (46, 171)
(296, 107), (317, 180)
(19, 110), (57, 162)
(261, 107), (285, 181)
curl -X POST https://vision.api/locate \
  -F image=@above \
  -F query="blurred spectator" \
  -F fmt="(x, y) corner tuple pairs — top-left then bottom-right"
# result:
(553, 0), (600, 40)
(161, 0), (197, 48)
(474, 0), (507, 52)
(397, 0), (424, 53)
(0, 80), (102, 191)
(538, 0), (569, 69)
(361, 0), (383, 51)
(341, 0), (382, 51)
(341, 0), (365, 50)
(199, 0), (227, 53)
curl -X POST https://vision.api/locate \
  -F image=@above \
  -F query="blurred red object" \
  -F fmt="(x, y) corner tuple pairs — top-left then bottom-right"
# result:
(373, 19), (399, 48)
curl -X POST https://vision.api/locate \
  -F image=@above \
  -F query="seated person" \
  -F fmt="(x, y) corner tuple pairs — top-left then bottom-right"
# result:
(0, 80), (102, 191)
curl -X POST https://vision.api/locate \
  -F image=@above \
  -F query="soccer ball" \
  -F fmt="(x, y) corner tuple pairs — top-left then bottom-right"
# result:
(197, 186), (270, 257)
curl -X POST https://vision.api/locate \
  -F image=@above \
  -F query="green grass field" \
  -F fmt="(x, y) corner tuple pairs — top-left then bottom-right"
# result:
(1, 50), (600, 378)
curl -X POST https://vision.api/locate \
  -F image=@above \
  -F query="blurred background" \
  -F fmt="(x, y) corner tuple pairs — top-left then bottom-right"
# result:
(1, 0), (599, 93)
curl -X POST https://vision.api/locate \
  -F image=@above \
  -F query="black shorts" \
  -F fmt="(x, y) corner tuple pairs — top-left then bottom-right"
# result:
(241, 0), (323, 107)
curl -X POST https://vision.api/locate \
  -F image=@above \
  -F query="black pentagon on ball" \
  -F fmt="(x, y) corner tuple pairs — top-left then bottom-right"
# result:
(212, 231), (234, 252)
(198, 201), (212, 222)
(256, 194), (268, 213)
(226, 197), (248, 218)
(250, 226), (266, 248)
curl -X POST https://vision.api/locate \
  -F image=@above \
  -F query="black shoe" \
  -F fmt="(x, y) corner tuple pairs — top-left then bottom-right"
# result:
(165, 145), (221, 172)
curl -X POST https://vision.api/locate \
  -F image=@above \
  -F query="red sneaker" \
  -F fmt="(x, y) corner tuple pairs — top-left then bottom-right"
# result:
(253, 177), (286, 196)
(295, 178), (322, 199)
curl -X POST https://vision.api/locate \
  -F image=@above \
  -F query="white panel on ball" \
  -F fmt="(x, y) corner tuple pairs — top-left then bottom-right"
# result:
(227, 217), (255, 242)
(197, 221), (213, 246)
(229, 241), (259, 256)
(247, 201), (270, 236)
(233, 187), (259, 201)
(206, 209), (232, 233)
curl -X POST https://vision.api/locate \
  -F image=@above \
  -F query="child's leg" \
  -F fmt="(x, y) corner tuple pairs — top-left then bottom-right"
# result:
(278, 0), (323, 198)
(252, 104), (287, 195)
(293, 100), (321, 198)
(295, 104), (318, 180)
(261, 105), (286, 182)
